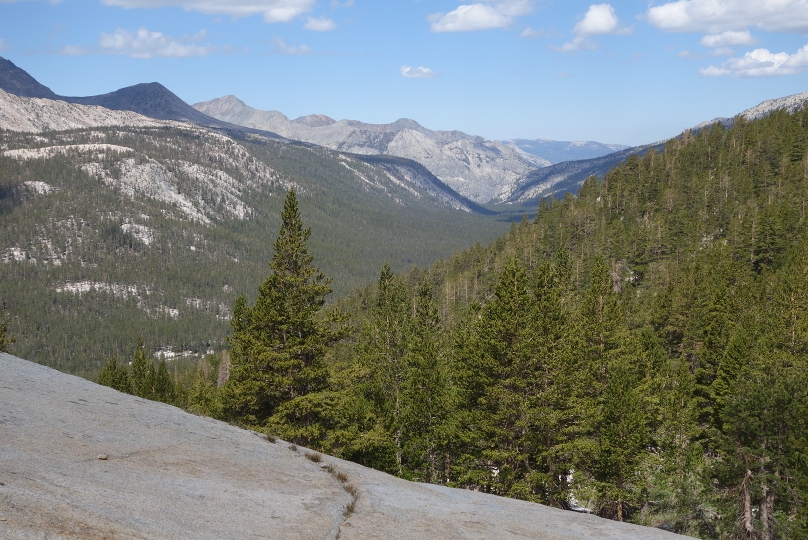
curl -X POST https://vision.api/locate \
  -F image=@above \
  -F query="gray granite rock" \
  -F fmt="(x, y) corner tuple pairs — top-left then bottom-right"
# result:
(0, 353), (693, 539)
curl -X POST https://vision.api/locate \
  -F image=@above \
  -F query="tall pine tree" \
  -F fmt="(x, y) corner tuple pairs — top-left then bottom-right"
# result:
(223, 188), (341, 438)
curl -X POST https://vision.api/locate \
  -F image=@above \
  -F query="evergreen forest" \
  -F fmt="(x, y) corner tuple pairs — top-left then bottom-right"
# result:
(132, 108), (808, 540)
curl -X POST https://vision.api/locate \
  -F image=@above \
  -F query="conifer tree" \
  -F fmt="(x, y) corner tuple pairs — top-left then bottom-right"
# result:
(401, 281), (451, 483)
(153, 359), (176, 404)
(0, 312), (13, 354)
(223, 188), (340, 435)
(350, 264), (413, 474)
(97, 357), (131, 393)
(595, 358), (648, 521)
(130, 336), (155, 400)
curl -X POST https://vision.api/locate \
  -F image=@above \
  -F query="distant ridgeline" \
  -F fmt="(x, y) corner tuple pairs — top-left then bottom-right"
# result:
(183, 107), (808, 539)
(0, 124), (508, 377)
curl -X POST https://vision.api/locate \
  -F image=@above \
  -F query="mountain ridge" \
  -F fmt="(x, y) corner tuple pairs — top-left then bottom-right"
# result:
(0, 56), (287, 142)
(193, 95), (547, 203)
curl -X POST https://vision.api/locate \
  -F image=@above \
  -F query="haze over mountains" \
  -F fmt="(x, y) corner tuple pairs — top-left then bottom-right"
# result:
(504, 139), (630, 164)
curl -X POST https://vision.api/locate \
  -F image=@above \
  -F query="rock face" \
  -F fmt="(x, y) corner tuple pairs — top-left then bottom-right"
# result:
(0, 88), (168, 132)
(0, 57), (58, 99)
(0, 353), (693, 540)
(194, 95), (548, 203)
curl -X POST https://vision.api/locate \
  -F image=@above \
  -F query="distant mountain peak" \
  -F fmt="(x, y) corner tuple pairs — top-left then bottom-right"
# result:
(0, 56), (59, 99)
(293, 113), (335, 127)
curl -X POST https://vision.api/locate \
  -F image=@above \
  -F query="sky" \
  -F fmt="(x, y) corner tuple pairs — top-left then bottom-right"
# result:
(1, 0), (808, 146)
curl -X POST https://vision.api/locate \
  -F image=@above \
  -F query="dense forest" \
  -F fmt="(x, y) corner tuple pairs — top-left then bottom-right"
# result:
(14, 105), (808, 538)
(0, 126), (507, 376)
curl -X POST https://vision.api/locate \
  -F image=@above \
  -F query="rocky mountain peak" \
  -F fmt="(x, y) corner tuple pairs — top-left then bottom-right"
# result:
(293, 113), (336, 127)
(0, 56), (59, 99)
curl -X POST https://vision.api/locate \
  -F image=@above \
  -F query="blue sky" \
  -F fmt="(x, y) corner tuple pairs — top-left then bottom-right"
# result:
(1, 0), (808, 145)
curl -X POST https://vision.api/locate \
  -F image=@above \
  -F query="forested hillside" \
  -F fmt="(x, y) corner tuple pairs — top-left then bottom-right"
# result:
(175, 108), (808, 539)
(0, 125), (508, 376)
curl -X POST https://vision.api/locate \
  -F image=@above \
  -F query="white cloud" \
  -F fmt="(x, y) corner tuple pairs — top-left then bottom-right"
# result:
(0, 38), (10, 53)
(400, 65), (439, 79)
(100, 0), (316, 23)
(429, 0), (532, 33)
(647, 0), (808, 34)
(304, 16), (336, 31)
(272, 37), (311, 54)
(59, 44), (88, 56)
(700, 45), (808, 76)
(520, 27), (543, 38)
(94, 28), (214, 58)
(574, 3), (619, 36)
(557, 4), (629, 52)
(700, 30), (755, 47)
(553, 36), (597, 52)
(678, 46), (734, 58)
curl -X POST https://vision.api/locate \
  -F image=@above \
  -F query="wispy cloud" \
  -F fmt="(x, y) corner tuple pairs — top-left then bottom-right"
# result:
(0, 38), (10, 54)
(700, 30), (756, 48)
(60, 28), (215, 58)
(520, 27), (542, 39)
(429, 0), (532, 33)
(701, 44), (808, 77)
(304, 16), (336, 31)
(400, 65), (439, 79)
(555, 4), (630, 52)
(647, 0), (808, 34)
(272, 37), (311, 55)
(100, 0), (316, 23)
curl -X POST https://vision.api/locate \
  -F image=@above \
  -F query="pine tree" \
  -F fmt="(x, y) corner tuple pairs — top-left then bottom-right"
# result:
(97, 357), (131, 393)
(0, 312), (13, 353)
(595, 358), (648, 521)
(401, 281), (451, 483)
(130, 336), (155, 400)
(153, 359), (176, 404)
(224, 188), (341, 436)
(710, 359), (808, 540)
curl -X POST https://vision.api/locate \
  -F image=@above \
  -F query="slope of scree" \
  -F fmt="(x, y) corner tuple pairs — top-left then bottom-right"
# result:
(0, 353), (693, 540)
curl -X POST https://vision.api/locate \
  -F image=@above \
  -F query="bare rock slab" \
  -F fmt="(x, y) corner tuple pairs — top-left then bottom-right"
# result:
(0, 353), (693, 539)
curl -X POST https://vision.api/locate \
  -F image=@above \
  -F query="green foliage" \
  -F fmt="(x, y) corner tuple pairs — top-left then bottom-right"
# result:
(97, 357), (130, 393)
(130, 337), (155, 400)
(0, 310), (13, 353)
(223, 189), (345, 442)
(95, 337), (179, 407)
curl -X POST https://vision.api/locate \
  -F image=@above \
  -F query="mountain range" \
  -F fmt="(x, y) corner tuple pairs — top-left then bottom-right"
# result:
(503, 139), (630, 164)
(193, 95), (550, 203)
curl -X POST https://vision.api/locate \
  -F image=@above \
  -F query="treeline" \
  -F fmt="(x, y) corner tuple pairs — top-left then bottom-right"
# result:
(161, 108), (808, 540)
